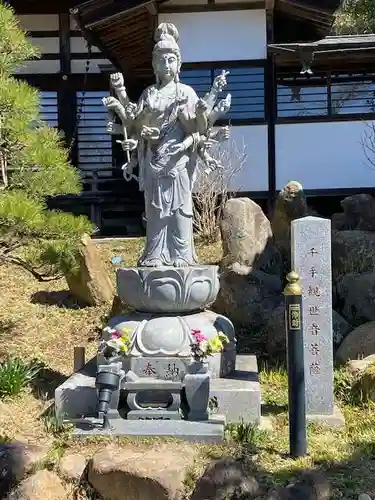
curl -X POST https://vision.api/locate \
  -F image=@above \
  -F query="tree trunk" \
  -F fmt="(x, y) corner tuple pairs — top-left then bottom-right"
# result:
(65, 234), (114, 306)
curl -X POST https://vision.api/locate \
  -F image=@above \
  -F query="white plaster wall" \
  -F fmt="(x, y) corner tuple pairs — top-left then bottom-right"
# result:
(27, 37), (60, 54)
(227, 125), (268, 191)
(158, 10), (267, 61)
(18, 14), (59, 31)
(276, 121), (375, 190)
(71, 37), (101, 53)
(15, 60), (60, 74)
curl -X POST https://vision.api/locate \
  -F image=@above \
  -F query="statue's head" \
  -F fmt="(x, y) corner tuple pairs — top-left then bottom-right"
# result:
(152, 23), (181, 84)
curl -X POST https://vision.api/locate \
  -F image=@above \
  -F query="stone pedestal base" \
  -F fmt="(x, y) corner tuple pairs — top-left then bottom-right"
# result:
(55, 354), (261, 441)
(73, 416), (227, 443)
(307, 405), (345, 428)
(102, 309), (236, 379)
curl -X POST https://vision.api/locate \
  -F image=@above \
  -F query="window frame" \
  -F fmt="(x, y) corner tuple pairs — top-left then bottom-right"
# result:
(276, 69), (375, 123)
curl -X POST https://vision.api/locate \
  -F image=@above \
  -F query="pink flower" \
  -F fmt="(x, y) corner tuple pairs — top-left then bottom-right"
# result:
(191, 329), (207, 344)
(110, 330), (121, 339)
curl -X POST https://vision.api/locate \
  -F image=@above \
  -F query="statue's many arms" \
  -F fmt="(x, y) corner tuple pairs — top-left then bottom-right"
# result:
(103, 22), (231, 268)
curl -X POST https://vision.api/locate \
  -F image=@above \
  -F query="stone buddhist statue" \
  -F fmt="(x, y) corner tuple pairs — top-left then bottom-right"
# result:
(103, 22), (231, 267)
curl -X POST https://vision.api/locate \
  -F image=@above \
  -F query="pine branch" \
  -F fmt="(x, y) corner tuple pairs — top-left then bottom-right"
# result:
(0, 253), (63, 281)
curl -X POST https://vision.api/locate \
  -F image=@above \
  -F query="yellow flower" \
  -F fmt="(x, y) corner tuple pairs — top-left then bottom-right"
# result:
(121, 327), (133, 335)
(218, 332), (229, 344)
(208, 335), (224, 354)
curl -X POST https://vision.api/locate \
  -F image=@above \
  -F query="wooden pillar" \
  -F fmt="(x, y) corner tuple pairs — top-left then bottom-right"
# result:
(58, 13), (77, 163)
(265, 0), (276, 217)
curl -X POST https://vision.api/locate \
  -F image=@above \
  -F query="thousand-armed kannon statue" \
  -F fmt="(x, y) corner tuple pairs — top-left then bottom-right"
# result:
(103, 22), (231, 267)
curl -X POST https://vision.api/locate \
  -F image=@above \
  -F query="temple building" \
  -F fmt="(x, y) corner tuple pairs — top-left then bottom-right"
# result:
(9, 0), (375, 235)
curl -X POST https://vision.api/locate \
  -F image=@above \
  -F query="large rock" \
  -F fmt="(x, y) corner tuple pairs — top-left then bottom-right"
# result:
(65, 233), (114, 306)
(331, 231), (375, 281)
(191, 457), (259, 500)
(336, 322), (375, 363)
(331, 194), (375, 232)
(58, 453), (87, 482)
(220, 197), (281, 275)
(271, 181), (311, 265)
(336, 273), (375, 325)
(214, 270), (283, 331)
(266, 472), (330, 500)
(215, 198), (283, 333)
(332, 310), (353, 349)
(351, 361), (375, 403)
(348, 354), (375, 376)
(6, 470), (67, 500)
(0, 441), (48, 498)
(87, 443), (197, 500)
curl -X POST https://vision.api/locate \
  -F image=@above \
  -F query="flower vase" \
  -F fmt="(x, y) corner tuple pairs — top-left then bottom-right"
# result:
(184, 360), (210, 421)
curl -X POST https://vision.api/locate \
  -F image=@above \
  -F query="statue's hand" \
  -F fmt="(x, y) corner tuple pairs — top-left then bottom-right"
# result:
(216, 94), (231, 114)
(168, 143), (185, 156)
(212, 70), (230, 92)
(116, 138), (138, 151)
(216, 126), (230, 142)
(168, 168), (178, 178)
(195, 98), (208, 115)
(110, 72), (125, 90)
(103, 96), (122, 110)
(200, 138), (218, 152)
(125, 102), (137, 120)
(121, 155), (138, 181)
(140, 126), (160, 140)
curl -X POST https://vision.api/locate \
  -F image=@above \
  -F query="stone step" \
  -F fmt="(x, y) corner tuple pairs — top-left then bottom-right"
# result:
(73, 417), (226, 443)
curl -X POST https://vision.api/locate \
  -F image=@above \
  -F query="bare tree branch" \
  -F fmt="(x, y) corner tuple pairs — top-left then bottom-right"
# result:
(361, 121), (375, 169)
(193, 139), (247, 243)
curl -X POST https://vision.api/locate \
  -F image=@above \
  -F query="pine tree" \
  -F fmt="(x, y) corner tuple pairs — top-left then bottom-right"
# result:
(0, 4), (94, 281)
(333, 0), (375, 34)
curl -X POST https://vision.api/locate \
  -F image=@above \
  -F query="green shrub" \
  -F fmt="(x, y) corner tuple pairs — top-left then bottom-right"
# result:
(0, 4), (95, 281)
(0, 357), (42, 397)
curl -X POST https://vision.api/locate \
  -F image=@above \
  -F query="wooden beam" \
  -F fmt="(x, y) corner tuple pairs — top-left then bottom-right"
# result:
(159, 1), (265, 12)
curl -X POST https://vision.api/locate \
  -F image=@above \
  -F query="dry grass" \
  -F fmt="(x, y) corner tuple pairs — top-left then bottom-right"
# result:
(0, 237), (222, 447)
(1, 236), (375, 498)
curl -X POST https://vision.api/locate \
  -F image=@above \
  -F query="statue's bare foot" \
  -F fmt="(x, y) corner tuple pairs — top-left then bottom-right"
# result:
(173, 259), (189, 268)
(140, 258), (163, 267)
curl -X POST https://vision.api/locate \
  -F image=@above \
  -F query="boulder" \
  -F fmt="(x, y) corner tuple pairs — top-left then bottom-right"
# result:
(266, 472), (330, 500)
(87, 443), (197, 500)
(0, 441), (49, 498)
(214, 270), (283, 331)
(336, 322), (375, 363)
(332, 310), (353, 349)
(220, 197), (281, 276)
(331, 231), (375, 281)
(271, 181), (312, 266)
(358, 494), (372, 500)
(348, 355), (375, 375)
(191, 457), (259, 500)
(331, 194), (375, 232)
(65, 233), (114, 306)
(352, 361), (375, 403)
(58, 453), (87, 482)
(335, 273), (375, 325)
(6, 470), (67, 500)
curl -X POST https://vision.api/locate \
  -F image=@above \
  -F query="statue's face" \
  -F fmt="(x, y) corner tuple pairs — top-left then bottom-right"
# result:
(153, 51), (179, 82)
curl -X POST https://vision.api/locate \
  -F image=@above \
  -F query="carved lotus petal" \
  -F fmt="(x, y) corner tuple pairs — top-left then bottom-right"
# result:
(117, 266), (219, 313)
(137, 316), (187, 355)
